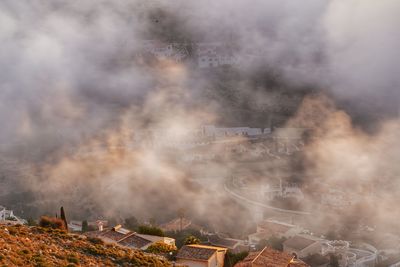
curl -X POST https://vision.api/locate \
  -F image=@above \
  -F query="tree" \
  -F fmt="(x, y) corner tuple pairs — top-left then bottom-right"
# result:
(184, 235), (200, 245)
(329, 254), (339, 267)
(138, 225), (165, 237)
(165, 229), (207, 248)
(82, 220), (89, 232)
(124, 216), (139, 231)
(224, 251), (249, 267)
(325, 230), (338, 240)
(266, 236), (286, 251)
(60, 206), (68, 232)
(256, 236), (285, 251)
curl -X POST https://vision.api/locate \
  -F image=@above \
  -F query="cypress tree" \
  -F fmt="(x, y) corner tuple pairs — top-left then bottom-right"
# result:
(60, 206), (68, 232)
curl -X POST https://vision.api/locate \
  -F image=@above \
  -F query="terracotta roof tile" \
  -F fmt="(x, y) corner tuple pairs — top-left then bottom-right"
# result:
(177, 245), (221, 261)
(118, 234), (152, 249)
(234, 247), (309, 267)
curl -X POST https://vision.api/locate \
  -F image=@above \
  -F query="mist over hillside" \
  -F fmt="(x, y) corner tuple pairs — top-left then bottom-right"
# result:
(0, 0), (399, 242)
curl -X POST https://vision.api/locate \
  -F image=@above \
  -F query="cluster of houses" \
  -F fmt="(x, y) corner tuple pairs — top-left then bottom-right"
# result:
(176, 244), (308, 267)
(140, 40), (238, 68)
(85, 224), (175, 251)
(260, 180), (305, 202)
(247, 219), (378, 267)
(79, 217), (308, 267)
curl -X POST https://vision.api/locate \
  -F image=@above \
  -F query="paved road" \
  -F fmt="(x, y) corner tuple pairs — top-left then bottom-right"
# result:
(224, 179), (311, 216)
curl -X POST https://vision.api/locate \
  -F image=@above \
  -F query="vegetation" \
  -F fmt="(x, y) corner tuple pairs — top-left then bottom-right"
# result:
(224, 251), (249, 267)
(137, 225), (165, 237)
(39, 216), (66, 230)
(0, 224), (171, 266)
(82, 220), (89, 232)
(26, 218), (37, 226)
(257, 236), (286, 251)
(60, 206), (68, 232)
(329, 254), (339, 267)
(165, 229), (208, 248)
(145, 241), (177, 254)
(183, 235), (200, 245)
(124, 216), (139, 231)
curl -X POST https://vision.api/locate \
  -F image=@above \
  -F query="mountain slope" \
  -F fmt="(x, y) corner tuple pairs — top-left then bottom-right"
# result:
(0, 224), (171, 267)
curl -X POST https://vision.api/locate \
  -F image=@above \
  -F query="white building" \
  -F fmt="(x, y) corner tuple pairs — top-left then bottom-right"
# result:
(321, 240), (377, 267)
(0, 205), (25, 224)
(283, 234), (323, 259)
(141, 40), (189, 62)
(248, 219), (303, 245)
(320, 189), (353, 209)
(0, 206), (14, 220)
(261, 181), (304, 201)
(196, 42), (238, 68)
(176, 244), (227, 267)
(202, 125), (264, 138)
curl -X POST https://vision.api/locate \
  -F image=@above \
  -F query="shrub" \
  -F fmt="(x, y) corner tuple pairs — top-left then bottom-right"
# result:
(87, 237), (104, 245)
(39, 216), (66, 230)
(67, 256), (79, 264)
(145, 241), (177, 254)
(225, 251), (249, 267)
(137, 225), (164, 237)
(184, 235), (200, 245)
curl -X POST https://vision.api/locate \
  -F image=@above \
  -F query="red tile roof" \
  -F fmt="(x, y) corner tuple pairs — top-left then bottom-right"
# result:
(177, 245), (226, 261)
(118, 234), (152, 249)
(258, 220), (294, 234)
(234, 247), (309, 267)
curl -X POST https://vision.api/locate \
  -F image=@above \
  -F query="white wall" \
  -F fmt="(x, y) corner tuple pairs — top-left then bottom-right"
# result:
(176, 259), (208, 267)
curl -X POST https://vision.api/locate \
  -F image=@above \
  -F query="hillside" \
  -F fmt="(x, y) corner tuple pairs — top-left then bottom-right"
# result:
(0, 224), (171, 267)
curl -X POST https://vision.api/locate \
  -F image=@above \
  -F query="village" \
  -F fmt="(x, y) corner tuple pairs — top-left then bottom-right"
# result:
(1, 125), (399, 266)
(1, 202), (398, 266)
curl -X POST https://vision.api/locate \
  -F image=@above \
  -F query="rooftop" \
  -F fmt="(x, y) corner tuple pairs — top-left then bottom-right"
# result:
(234, 247), (309, 267)
(208, 234), (239, 249)
(118, 233), (152, 249)
(160, 217), (192, 232)
(283, 235), (319, 251)
(177, 244), (226, 261)
(258, 220), (295, 234)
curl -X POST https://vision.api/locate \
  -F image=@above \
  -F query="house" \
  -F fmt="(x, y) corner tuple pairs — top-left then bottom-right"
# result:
(248, 219), (302, 245)
(234, 247), (310, 267)
(160, 217), (193, 232)
(207, 234), (249, 253)
(68, 220), (83, 232)
(86, 224), (175, 250)
(321, 240), (377, 267)
(141, 40), (189, 62)
(0, 205), (25, 224)
(0, 206), (14, 220)
(176, 244), (227, 267)
(283, 235), (323, 259)
(135, 233), (175, 247)
(202, 125), (263, 138)
(117, 233), (153, 250)
(68, 219), (108, 232)
(196, 42), (238, 68)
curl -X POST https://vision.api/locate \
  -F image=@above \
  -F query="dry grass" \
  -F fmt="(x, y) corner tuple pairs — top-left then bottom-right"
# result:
(0, 224), (171, 266)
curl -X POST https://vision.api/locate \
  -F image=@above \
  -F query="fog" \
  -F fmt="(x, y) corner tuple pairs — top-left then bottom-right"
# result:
(0, 0), (399, 238)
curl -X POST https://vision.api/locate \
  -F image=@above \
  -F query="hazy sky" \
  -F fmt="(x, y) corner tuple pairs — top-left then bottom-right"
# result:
(0, 1), (399, 232)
